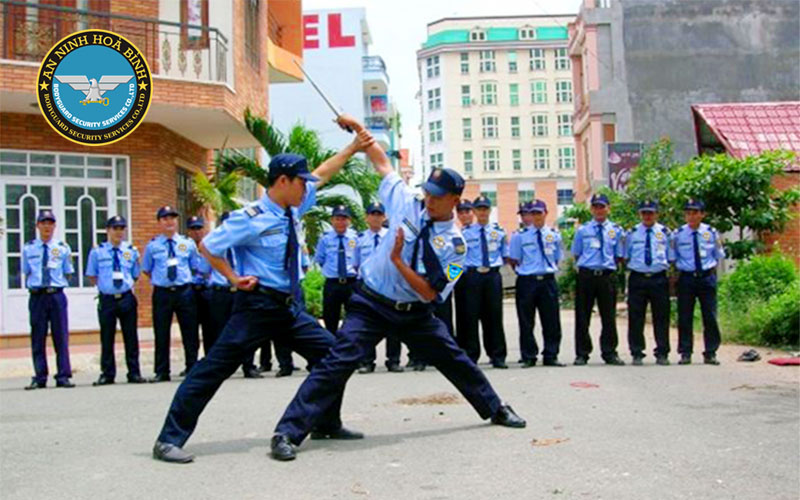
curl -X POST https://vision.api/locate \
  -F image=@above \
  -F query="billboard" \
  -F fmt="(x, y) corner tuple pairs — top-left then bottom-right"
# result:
(606, 142), (642, 192)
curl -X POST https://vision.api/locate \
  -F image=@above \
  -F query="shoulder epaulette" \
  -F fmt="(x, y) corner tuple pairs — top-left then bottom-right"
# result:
(245, 205), (263, 218)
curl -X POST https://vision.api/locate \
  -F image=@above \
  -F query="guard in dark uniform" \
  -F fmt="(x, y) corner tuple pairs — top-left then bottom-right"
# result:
(186, 216), (212, 357)
(571, 194), (625, 366)
(142, 206), (200, 382)
(152, 116), (370, 464)
(673, 199), (725, 365)
(315, 205), (359, 335)
(270, 128), (525, 462)
(624, 201), (672, 366)
(85, 216), (146, 385)
(22, 210), (75, 389)
(458, 196), (509, 368)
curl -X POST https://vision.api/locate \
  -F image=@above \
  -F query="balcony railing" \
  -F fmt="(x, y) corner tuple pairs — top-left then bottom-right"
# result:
(1, 0), (229, 84)
(365, 116), (390, 130)
(362, 55), (389, 83)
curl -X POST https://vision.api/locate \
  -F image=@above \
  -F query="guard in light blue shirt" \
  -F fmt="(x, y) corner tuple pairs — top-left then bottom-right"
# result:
(448, 198), (475, 371)
(142, 206), (201, 381)
(509, 200), (564, 367)
(86, 215), (144, 385)
(624, 201), (672, 365)
(673, 199), (725, 365)
(186, 216), (215, 360)
(22, 209), (74, 390)
(458, 195), (509, 368)
(571, 193), (625, 366)
(316, 205), (359, 335)
(272, 132), (526, 462)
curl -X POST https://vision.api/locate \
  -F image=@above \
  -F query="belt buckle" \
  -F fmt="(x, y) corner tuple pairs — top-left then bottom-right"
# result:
(169, 286), (177, 292)
(46, 287), (56, 294)
(693, 272), (701, 277)
(394, 302), (412, 312)
(477, 266), (490, 274)
(229, 286), (237, 293)
(338, 278), (348, 284)
(592, 270), (604, 276)
(113, 293), (122, 299)
(536, 275), (545, 281)
(644, 273), (653, 278)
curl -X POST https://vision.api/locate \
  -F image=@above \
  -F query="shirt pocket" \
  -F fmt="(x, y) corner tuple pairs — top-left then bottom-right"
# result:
(260, 232), (287, 250)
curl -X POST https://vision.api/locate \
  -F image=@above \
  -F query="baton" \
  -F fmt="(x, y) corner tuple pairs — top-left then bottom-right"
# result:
(293, 59), (353, 133)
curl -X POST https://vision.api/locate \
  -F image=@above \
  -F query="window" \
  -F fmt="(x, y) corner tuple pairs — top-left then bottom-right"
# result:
(555, 48), (571, 70)
(460, 52), (469, 74)
(479, 50), (496, 72)
(427, 88), (441, 111)
(480, 81), (497, 105)
(482, 116), (498, 139)
(518, 189), (535, 203)
(558, 113), (573, 136)
(507, 51), (518, 72)
(428, 120), (443, 142)
(181, 0), (210, 50)
(529, 48), (545, 71)
(482, 150), (500, 172)
(556, 80), (573, 103)
(519, 28), (536, 40)
(558, 146), (575, 169)
(470, 30), (486, 41)
(509, 83), (519, 106)
(597, 0), (611, 8)
(462, 118), (472, 141)
(176, 168), (196, 220)
(557, 189), (574, 205)
(429, 153), (444, 170)
(244, 0), (260, 68)
(464, 151), (473, 174)
(461, 85), (471, 107)
(510, 116), (520, 138)
(532, 114), (548, 137)
(533, 148), (550, 170)
(513, 150), (522, 172)
(426, 55), (440, 78)
(480, 191), (498, 205)
(531, 80), (547, 103)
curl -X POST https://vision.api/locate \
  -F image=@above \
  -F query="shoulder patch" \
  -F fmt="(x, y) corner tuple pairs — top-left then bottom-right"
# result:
(447, 263), (464, 281)
(452, 237), (466, 254)
(402, 218), (419, 237)
(245, 205), (263, 218)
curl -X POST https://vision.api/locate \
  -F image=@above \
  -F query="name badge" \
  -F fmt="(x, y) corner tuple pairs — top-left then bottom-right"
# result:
(699, 248), (708, 258)
(544, 245), (555, 256)
(488, 242), (498, 252)
(167, 258), (179, 267)
(656, 243), (666, 256)
(589, 238), (601, 249)
(112, 271), (124, 281)
(47, 260), (60, 269)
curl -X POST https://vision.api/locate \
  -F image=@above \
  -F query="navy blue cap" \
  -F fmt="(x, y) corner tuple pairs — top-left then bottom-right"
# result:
(106, 215), (127, 228)
(421, 168), (465, 196)
(530, 199), (547, 213)
(156, 205), (179, 219)
(366, 201), (385, 214)
(186, 216), (205, 229)
(37, 210), (56, 223)
(638, 200), (659, 212)
(331, 204), (351, 218)
(472, 195), (491, 209)
(590, 193), (610, 206)
(684, 198), (705, 210)
(268, 153), (319, 182)
(518, 202), (533, 214)
(457, 199), (473, 211)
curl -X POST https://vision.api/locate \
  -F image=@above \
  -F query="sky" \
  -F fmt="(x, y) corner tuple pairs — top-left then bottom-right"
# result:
(303, 0), (584, 182)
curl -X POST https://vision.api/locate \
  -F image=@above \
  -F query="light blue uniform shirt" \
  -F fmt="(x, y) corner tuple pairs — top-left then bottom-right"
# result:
(193, 252), (212, 285)
(354, 227), (388, 269)
(202, 181), (317, 294)
(315, 228), (359, 279)
(85, 241), (140, 294)
(142, 234), (199, 287)
(571, 219), (625, 270)
(208, 247), (239, 287)
(361, 172), (466, 303)
(462, 222), (509, 268)
(672, 223), (725, 272)
(509, 225), (562, 275)
(22, 238), (74, 288)
(624, 222), (673, 273)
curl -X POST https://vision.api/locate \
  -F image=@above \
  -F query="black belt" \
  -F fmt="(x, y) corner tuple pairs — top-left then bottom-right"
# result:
(579, 267), (615, 276)
(192, 284), (207, 291)
(210, 284), (237, 292)
(468, 266), (500, 274)
(253, 285), (294, 306)
(681, 269), (715, 278)
(29, 287), (63, 295)
(327, 277), (356, 285)
(630, 271), (667, 279)
(356, 281), (428, 313)
(154, 284), (189, 292)
(520, 273), (555, 281)
(101, 290), (133, 300)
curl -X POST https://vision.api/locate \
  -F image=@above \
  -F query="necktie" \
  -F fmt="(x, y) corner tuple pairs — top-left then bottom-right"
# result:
(337, 234), (347, 279)
(480, 226), (490, 267)
(693, 230), (702, 272)
(596, 224), (605, 262)
(41, 243), (51, 287)
(374, 233), (380, 248)
(536, 229), (552, 268)
(226, 248), (235, 268)
(166, 239), (177, 281)
(112, 247), (123, 288)
(645, 228), (653, 266)
(284, 208), (299, 299)
(411, 220), (447, 293)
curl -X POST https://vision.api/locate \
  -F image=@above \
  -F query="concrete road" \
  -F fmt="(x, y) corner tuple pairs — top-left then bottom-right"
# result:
(1, 304), (798, 500)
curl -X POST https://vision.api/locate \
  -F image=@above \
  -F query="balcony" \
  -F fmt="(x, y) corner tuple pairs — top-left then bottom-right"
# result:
(362, 55), (389, 95)
(365, 115), (391, 148)
(267, 2), (302, 83)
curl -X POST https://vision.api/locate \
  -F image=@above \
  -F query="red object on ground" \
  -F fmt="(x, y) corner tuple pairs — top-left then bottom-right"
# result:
(570, 381), (600, 388)
(767, 357), (800, 366)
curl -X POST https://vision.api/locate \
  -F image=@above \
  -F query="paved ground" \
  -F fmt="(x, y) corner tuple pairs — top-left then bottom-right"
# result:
(1, 302), (798, 500)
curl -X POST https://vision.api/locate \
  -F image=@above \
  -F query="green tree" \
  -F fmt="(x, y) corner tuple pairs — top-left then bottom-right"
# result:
(191, 169), (243, 214)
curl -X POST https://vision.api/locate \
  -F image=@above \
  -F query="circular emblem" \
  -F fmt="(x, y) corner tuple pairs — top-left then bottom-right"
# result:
(608, 229), (616, 239)
(123, 251), (132, 261)
(348, 239), (357, 249)
(51, 248), (61, 258)
(490, 231), (498, 240)
(545, 234), (555, 243)
(432, 236), (445, 249)
(702, 232), (711, 241)
(655, 232), (664, 241)
(36, 29), (152, 146)
(178, 243), (187, 252)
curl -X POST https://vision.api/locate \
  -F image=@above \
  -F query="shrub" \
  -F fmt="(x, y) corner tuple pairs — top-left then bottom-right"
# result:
(301, 268), (325, 318)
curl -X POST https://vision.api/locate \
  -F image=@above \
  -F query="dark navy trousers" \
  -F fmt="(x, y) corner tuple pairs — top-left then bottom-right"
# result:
(574, 268), (620, 360)
(152, 285), (199, 377)
(456, 269), (507, 364)
(29, 290), (71, 384)
(322, 278), (355, 335)
(677, 272), (721, 357)
(157, 290), (340, 447)
(515, 275), (562, 362)
(274, 290), (503, 445)
(205, 288), (259, 374)
(97, 292), (140, 380)
(627, 272), (670, 357)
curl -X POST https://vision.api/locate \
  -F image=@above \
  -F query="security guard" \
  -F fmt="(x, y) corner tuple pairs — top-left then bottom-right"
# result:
(22, 210), (75, 390)
(142, 206), (200, 382)
(625, 201), (672, 366)
(458, 195), (509, 368)
(316, 205), (359, 335)
(153, 115), (370, 464)
(354, 201), (403, 373)
(450, 199), (474, 363)
(509, 200), (565, 367)
(85, 216), (145, 385)
(186, 216), (212, 357)
(270, 132), (526, 462)
(571, 193), (625, 366)
(456, 199), (474, 228)
(673, 199), (725, 365)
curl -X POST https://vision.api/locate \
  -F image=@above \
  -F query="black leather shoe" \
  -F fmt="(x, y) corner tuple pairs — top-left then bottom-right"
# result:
(520, 359), (537, 368)
(604, 356), (626, 366)
(56, 380), (76, 388)
(386, 363), (405, 373)
(127, 375), (147, 384)
(655, 356), (670, 366)
(413, 363), (426, 372)
(275, 366), (293, 378)
(491, 404), (526, 428)
(632, 356), (644, 366)
(270, 434), (296, 461)
(543, 359), (566, 367)
(258, 364), (272, 373)
(178, 369), (189, 377)
(357, 364), (376, 374)
(149, 374), (171, 383)
(24, 381), (46, 390)
(92, 375), (115, 386)
(152, 441), (194, 464)
(492, 361), (509, 369)
(243, 368), (263, 378)
(310, 427), (364, 440)
(704, 355), (720, 366)
(678, 354), (692, 365)
(574, 356), (588, 366)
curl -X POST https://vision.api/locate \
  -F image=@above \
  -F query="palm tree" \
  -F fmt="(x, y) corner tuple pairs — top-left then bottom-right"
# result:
(192, 168), (243, 214)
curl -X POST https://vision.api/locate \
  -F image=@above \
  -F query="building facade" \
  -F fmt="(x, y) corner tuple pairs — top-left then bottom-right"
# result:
(417, 15), (577, 231)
